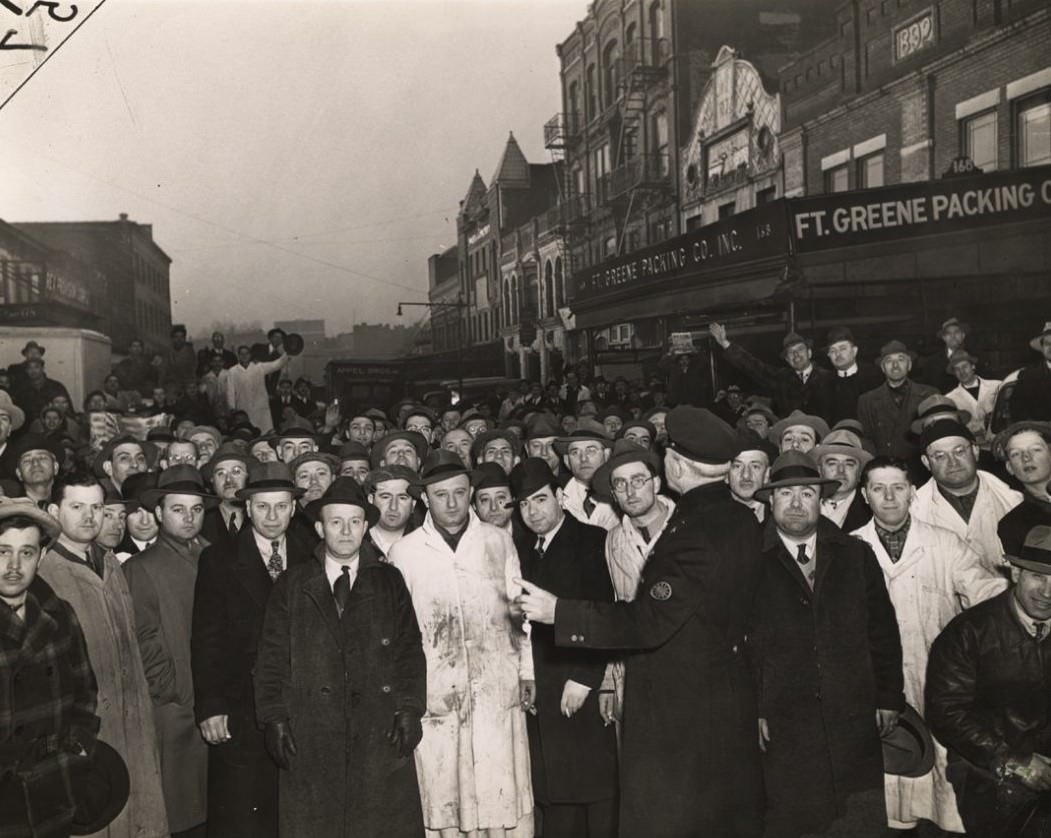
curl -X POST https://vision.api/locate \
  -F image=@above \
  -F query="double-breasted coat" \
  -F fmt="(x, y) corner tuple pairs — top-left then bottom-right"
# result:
(191, 524), (313, 837)
(38, 544), (169, 838)
(554, 481), (765, 838)
(254, 546), (426, 838)
(0, 575), (99, 838)
(516, 514), (618, 806)
(857, 379), (940, 463)
(123, 532), (210, 833)
(749, 517), (905, 837)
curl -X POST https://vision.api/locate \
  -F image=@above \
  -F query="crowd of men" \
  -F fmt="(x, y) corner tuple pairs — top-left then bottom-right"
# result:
(0, 314), (1050, 838)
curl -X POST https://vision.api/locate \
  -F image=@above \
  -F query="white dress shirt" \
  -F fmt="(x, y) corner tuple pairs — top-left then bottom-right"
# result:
(324, 552), (360, 592)
(253, 531), (286, 573)
(778, 531), (818, 587)
(821, 490), (856, 528)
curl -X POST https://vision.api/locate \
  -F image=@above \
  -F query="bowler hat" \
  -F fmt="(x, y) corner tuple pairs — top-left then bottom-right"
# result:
(471, 462), (512, 491)
(0, 496), (60, 542)
(416, 449), (471, 487)
(882, 704), (935, 779)
(910, 394), (972, 436)
(811, 429), (874, 468)
(768, 410), (830, 446)
(1029, 321), (1051, 352)
(70, 740), (130, 835)
(937, 317), (970, 338)
(665, 406), (738, 464)
(592, 438), (661, 502)
(1006, 525), (1051, 574)
(0, 390), (26, 431)
(918, 420), (975, 453)
(20, 340), (45, 357)
(369, 431), (430, 469)
(945, 349), (979, 375)
(753, 450), (840, 502)
(779, 332), (812, 359)
(508, 457), (560, 503)
(304, 476), (379, 526)
(876, 340), (918, 365)
(553, 420), (612, 455)
(235, 461), (305, 500)
(140, 465), (219, 508)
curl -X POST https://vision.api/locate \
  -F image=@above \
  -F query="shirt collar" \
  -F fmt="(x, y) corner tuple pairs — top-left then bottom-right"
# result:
(837, 363), (858, 378)
(324, 552), (359, 590)
(538, 514), (566, 549)
(778, 530), (817, 558)
(253, 530), (285, 558)
(1011, 593), (1050, 640)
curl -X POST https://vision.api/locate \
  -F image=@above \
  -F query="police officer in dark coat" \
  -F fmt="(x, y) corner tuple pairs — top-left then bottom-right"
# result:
(518, 406), (765, 838)
(190, 462), (313, 837)
(511, 458), (618, 838)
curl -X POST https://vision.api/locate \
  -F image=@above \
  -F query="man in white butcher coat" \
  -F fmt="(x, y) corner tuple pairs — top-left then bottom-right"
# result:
(944, 350), (1001, 451)
(911, 421), (1022, 573)
(226, 345), (289, 435)
(852, 456), (1006, 833)
(389, 450), (535, 838)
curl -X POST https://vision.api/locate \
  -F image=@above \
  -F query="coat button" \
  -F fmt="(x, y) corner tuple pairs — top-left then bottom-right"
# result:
(381, 638), (391, 646)
(381, 685), (391, 694)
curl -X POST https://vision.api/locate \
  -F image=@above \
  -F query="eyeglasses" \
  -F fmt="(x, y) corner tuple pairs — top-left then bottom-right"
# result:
(611, 474), (653, 494)
(927, 445), (973, 465)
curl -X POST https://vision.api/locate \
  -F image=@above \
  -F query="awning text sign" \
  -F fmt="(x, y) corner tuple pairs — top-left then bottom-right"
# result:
(576, 202), (788, 302)
(792, 165), (1051, 252)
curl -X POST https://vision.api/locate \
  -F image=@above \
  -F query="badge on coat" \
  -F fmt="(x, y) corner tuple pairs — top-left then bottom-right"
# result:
(649, 581), (672, 601)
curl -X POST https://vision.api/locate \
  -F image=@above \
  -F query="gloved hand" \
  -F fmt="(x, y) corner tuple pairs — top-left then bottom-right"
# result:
(264, 720), (297, 770)
(387, 710), (423, 758)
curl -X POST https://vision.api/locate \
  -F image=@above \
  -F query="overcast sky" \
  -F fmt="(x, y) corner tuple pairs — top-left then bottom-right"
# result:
(0, 0), (583, 337)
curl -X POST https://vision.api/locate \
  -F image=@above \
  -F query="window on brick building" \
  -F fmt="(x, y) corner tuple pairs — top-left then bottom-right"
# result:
(1016, 91), (1051, 168)
(756, 186), (777, 205)
(962, 110), (998, 172)
(858, 152), (885, 188)
(825, 163), (849, 193)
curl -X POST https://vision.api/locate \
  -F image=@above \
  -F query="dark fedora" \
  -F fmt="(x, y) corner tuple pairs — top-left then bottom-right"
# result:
(12, 432), (65, 466)
(20, 340), (45, 356)
(284, 333), (305, 356)
(1006, 525), (1051, 574)
(337, 441), (371, 463)
(753, 450), (841, 502)
(525, 415), (561, 440)
(304, 476), (379, 526)
(235, 461), (305, 500)
(119, 472), (158, 509)
(665, 406), (738, 464)
(416, 449), (471, 487)
(910, 394), (972, 436)
(141, 465), (219, 508)
(92, 435), (159, 479)
(918, 419), (975, 453)
(616, 419), (657, 442)
(70, 740), (130, 835)
(824, 326), (857, 348)
(508, 457), (560, 504)
(881, 704), (935, 778)
(553, 420), (612, 456)
(471, 462), (511, 491)
(369, 431), (430, 469)
(876, 340), (918, 365)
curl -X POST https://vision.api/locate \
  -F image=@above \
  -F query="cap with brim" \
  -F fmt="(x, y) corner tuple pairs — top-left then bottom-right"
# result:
(369, 431), (429, 469)
(235, 461), (305, 500)
(365, 465), (419, 496)
(338, 441), (371, 462)
(938, 317), (970, 338)
(1005, 524), (1051, 574)
(882, 704), (935, 778)
(118, 472), (158, 508)
(1028, 321), (1051, 352)
(0, 391), (26, 431)
(812, 429), (874, 468)
(992, 421), (1051, 462)
(416, 449), (471, 487)
(666, 406), (738, 464)
(909, 395), (972, 436)
(70, 740), (130, 835)
(0, 497), (60, 541)
(753, 450), (841, 502)
(200, 444), (253, 482)
(945, 349), (979, 375)
(508, 458), (560, 504)
(591, 439), (660, 503)
(876, 340), (918, 365)
(918, 420), (975, 453)
(780, 332), (812, 359)
(470, 429), (522, 465)
(553, 420), (612, 455)
(12, 433), (64, 466)
(768, 410), (830, 446)
(471, 462), (512, 491)
(140, 465), (220, 508)
(289, 451), (340, 476)
(303, 477), (379, 526)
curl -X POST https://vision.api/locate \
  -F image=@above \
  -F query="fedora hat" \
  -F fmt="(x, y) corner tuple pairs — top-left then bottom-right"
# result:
(20, 340), (45, 357)
(553, 420), (612, 455)
(70, 740), (130, 835)
(304, 476), (379, 526)
(753, 450), (840, 503)
(525, 415), (561, 440)
(666, 406), (738, 464)
(0, 496), (60, 542)
(918, 419), (975, 453)
(369, 430), (430, 469)
(910, 394), (972, 436)
(338, 441), (371, 463)
(0, 390), (25, 431)
(283, 333), (305, 356)
(289, 451), (340, 476)
(416, 449), (471, 487)
(824, 326), (857, 349)
(235, 461), (305, 500)
(811, 429), (873, 468)
(12, 432), (65, 467)
(508, 457), (560, 504)
(92, 435), (159, 479)
(876, 340), (918, 365)
(945, 349), (979, 375)
(882, 704), (935, 779)
(1029, 321), (1051, 352)
(118, 472), (158, 509)
(592, 438), (661, 503)
(141, 465), (219, 508)
(616, 419), (657, 442)
(1006, 524), (1051, 574)
(471, 462), (512, 491)
(365, 465), (419, 496)
(779, 331), (812, 359)
(273, 421), (319, 443)
(937, 317), (970, 338)
(200, 443), (253, 482)
(768, 410), (830, 446)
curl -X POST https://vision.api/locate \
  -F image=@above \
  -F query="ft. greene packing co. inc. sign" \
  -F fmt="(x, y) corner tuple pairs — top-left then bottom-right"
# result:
(792, 164), (1051, 252)
(576, 202), (788, 301)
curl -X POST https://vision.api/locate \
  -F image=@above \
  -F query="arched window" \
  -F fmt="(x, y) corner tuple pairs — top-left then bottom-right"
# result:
(544, 260), (555, 318)
(602, 40), (619, 108)
(554, 257), (565, 309)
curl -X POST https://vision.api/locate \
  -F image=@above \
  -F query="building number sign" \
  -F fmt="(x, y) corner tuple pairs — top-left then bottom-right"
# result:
(894, 8), (937, 63)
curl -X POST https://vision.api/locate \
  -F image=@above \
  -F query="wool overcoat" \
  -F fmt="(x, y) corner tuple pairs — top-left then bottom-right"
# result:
(554, 481), (765, 838)
(856, 379), (940, 462)
(749, 517), (905, 838)
(254, 548), (426, 838)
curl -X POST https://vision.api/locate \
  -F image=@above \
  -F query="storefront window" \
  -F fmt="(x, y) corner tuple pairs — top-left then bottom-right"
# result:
(962, 110), (998, 172)
(825, 163), (849, 193)
(1017, 92), (1051, 167)
(858, 152), (884, 188)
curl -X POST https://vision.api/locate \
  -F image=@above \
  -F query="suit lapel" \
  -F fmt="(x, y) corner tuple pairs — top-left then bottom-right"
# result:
(763, 521), (814, 598)
(233, 528), (272, 609)
(303, 557), (342, 642)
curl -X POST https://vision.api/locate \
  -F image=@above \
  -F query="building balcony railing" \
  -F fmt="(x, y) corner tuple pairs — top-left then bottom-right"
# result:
(614, 38), (671, 95)
(543, 112), (583, 149)
(600, 152), (671, 202)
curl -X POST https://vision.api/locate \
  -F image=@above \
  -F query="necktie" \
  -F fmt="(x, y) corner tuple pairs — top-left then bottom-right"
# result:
(536, 536), (546, 558)
(637, 525), (651, 543)
(267, 540), (283, 580)
(798, 371), (807, 383)
(583, 491), (597, 517)
(334, 566), (351, 618)
(228, 513), (239, 537)
(796, 544), (810, 565)
(796, 544), (815, 588)
(1036, 623), (1047, 641)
